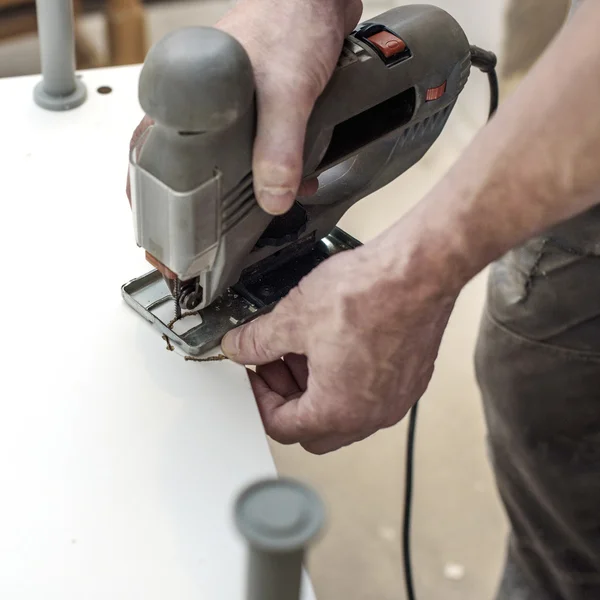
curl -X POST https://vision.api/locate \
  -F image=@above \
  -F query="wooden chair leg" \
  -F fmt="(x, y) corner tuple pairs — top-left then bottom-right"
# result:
(69, 0), (100, 70)
(106, 0), (148, 66)
(75, 28), (102, 69)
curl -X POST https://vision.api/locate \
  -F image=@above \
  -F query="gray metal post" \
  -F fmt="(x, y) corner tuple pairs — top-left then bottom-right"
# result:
(235, 479), (326, 600)
(34, 0), (87, 110)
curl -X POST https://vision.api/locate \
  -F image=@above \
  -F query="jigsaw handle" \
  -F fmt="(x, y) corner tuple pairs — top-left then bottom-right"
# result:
(300, 4), (471, 208)
(138, 27), (254, 135)
(137, 5), (469, 187)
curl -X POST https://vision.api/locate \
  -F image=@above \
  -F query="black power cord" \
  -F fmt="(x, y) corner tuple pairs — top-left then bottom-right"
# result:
(402, 401), (419, 600)
(401, 46), (498, 600)
(470, 45), (500, 117)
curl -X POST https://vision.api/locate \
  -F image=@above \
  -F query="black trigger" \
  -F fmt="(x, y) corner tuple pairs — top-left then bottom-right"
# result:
(254, 202), (308, 248)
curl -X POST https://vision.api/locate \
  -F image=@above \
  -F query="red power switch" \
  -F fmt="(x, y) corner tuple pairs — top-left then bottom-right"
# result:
(366, 31), (407, 58)
(426, 82), (447, 102)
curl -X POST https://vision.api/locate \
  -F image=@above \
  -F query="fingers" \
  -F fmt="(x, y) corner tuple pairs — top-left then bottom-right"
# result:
(247, 370), (296, 424)
(283, 353), (309, 390)
(252, 82), (319, 215)
(298, 177), (319, 197)
(301, 435), (354, 455)
(247, 359), (378, 454)
(302, 427), (377, 456)
(345, 0), (364, 35)
(257, 386), (327, 446)
(256, 359), (301, 397)
(247, 369), (303, 443)
(221, 309), (303, 365)
(246, 362), (326, 445)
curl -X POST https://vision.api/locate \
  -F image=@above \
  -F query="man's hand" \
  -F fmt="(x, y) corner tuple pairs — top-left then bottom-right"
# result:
(216, 0), (362, 214)
(222, 236), (457, 455)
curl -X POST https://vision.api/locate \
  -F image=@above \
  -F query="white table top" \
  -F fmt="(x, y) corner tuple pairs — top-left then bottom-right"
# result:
(0, 66), (314, 599)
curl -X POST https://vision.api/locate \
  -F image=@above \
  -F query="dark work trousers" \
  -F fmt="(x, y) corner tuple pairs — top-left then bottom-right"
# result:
(475, 206), (600, 600)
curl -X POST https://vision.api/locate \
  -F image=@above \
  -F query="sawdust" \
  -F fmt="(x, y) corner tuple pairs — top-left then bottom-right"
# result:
(162, 308), (228, 363)
(184, 354), (228, 363)
(166, 309), (203, 330)
(162, 335), (174, 352)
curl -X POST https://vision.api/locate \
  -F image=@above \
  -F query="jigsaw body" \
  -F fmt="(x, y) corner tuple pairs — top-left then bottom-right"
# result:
(124, 5), (473, 354)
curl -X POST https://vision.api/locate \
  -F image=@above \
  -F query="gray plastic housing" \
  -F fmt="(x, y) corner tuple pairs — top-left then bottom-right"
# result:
(129, 4), (471, 309)
(34, 0), (87, 111)
(235, 479), (325, 600)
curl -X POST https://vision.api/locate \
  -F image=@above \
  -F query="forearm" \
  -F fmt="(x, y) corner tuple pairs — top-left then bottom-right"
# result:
(378, 0), (600, 293)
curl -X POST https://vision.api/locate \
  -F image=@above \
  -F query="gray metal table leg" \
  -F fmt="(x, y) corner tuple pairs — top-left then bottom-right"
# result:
(34, 0), (87, 111)
(235, 479), (325, 600)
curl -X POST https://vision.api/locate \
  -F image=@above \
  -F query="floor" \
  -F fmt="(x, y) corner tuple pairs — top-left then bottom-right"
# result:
(0, 1), (522, 598)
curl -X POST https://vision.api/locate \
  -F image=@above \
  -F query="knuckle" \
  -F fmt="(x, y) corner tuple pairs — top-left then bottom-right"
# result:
(294, 407), (314, 438)
(249, 333), (270, 361)
(337, 411), (367, 434)
(382, 409), (406, 429)
(302, 442), (329, 456)
(253, 160), (299, 186)
(314, 395), (360, 434)
(265, 411), (298, 446)
(274, 302), (303, 349)
(283, 285), (303, 308)
(298, 393), (326, 434)
(249, 333), (267, 360)
(260, 68), (325, 111)
(297, 69), (328, 100)
(264, 423), (290, 445)
(345, 0), (363, 32)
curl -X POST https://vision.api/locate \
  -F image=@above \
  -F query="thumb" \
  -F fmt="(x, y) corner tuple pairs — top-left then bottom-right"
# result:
(252, 79), (318, 215)
(221, 309), (304, 365)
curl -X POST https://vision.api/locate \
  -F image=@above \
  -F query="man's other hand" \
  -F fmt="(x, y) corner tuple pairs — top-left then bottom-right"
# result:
(222, 238), (457, 455)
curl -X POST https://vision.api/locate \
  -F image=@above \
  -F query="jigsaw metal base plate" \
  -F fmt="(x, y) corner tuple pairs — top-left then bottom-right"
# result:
(121, 227), (361, 356)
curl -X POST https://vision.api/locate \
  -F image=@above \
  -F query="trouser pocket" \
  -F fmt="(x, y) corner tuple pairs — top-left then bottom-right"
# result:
(474, 231), (600, 600)
(485, 235), (600, 355)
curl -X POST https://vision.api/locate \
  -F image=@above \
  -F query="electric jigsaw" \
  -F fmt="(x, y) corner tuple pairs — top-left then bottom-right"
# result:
(123, 4), (486, 356)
